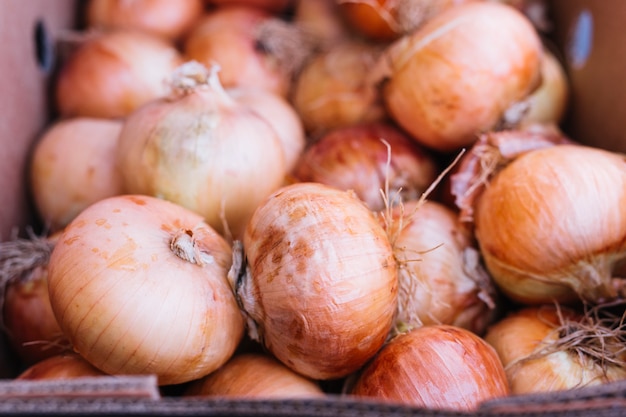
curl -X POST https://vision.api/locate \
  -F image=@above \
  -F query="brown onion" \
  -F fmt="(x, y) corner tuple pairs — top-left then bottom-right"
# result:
(184, 352), (325, 398)
(85, 0), (205, 41)
(381, 1), (543, 152)
(55, 29), (183, 119)
(47, 194), (245, 385)
(234, 182), (398, 380)
(386, 200), (498, 335)
(292, 0), (350, 49)
(29, 118), (124, 232)
(116, 62), (287, 239)
(293, 122), (438, 211)
(484, 305), (626, 394)
(17, 352), (106, 380)
(349, 325), (510, 411)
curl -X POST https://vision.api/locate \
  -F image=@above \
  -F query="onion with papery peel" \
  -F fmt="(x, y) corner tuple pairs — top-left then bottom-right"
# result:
(293, 0), (350, 50)
(348, 325), (510, 411)
(380, 1), (543, 152)
(85, 0), (205, 41)
(47, 194), (244, 386)
(116, 61), (287, 239)
(233, 182), (398, 380)
(484, 305), (626, 395)
(206, 0), (294, 13)
(385, 199), (498, 335)
(184, 352), (325, 398)
(17, 352), (106, 380)
(55, 29), (183, 119)
(293, 122), (438, 211)
(29, 118), (124, 232)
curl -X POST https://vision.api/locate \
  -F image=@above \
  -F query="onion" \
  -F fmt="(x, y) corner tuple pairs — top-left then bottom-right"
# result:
(55, 29), (184, 119)
(29, 118), (124, 232)
(183, 5), (313, 97)
(472, 144), (626, 304)
(85, 0), (205, 41)
(348, 325), (510, 411)
(115, 62), (287, 239)
(292, 0), (350, 49)
(233, 182), (398, 380)
(337, 0), (479, 42)
(226, 87), (305, 173)
(484, 305), (626, 394)
(206, 0), (293, 13)
(380, 1), (543, 152)
(184, 352), (325, 398)
(291, 38), (387, 136)
(292, 122), (439, 211)
(386, 199), (498, 335)
(17, 352), (106, 381)
(47, 194), (245, 385)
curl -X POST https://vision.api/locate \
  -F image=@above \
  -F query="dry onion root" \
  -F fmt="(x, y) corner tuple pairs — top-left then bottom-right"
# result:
(47, 194), (245, 386)
(484, 304), (626, 395)
(348, 325), (510, 411)
(233, 182), (398, 380)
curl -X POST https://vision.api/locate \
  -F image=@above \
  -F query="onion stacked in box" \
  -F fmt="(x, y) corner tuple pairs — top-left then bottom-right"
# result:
(3, 0), (624, 412)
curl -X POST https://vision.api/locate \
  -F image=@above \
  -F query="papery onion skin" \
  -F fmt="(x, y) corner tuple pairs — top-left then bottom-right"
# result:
(484, 306), (626, 395)
(16, 352), (106, 381)
(47, 195), (244, 386)
(206, 0), (293, 13)
(238, 182), (398, 380)
(382, 1), (543, 152)
(85, 0), (205, 41)
(184, 352), (326, 398)
(474, 144), (626, 304)
(55, 29), (183, 119)
(349, 325), (510, 411)
(388, 200), (497, 335)
(29, 118), (124, 232)
(293, 122), (438, 211)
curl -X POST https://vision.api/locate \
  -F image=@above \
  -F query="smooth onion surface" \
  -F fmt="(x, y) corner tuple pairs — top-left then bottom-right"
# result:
(349, 325), (510, 411)
(47, 195), (245, 385)
(16, 352), (106, 380)
(238, 182), (398, 380)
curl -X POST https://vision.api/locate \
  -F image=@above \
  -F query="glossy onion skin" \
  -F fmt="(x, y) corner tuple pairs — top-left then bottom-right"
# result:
(474, 144), (626, 304)
(240, 182), (398, 380)
(47, 195), (244, 385)
(350, 325), (510, 411)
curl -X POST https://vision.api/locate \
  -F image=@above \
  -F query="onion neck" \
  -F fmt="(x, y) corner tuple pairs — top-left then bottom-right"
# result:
(168, 61), (237, 107)
(170, 228), (215, 266)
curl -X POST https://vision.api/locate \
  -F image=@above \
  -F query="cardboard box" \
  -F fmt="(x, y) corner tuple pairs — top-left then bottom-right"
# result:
(2, 1), (626, 415)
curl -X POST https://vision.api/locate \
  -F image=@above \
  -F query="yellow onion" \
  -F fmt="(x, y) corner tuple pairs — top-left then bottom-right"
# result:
(184, 352), (325, 398)
(484, 305), (626, 395)
(348, 325), (510, 411)
(29, 118), (124, 232)
(234, 182), (398, 380)
(55, 29), (183, 119)
(47, 194), (245, 385)
(290, 38), (387, 136)
(473, 144), (626, 304)
(206, 0), (294, 13)
(16, 352), (106, 380)
(381, 1), (543, 152)
(85, 0), (205, 41)
(116, 62), (287, 239)
(292, 0), (350, 49)
(293, 122), (438, 211)
(386, 200), (498, 335)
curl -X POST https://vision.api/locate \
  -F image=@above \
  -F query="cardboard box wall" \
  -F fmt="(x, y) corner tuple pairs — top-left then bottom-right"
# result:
(3, 0), (626, 415)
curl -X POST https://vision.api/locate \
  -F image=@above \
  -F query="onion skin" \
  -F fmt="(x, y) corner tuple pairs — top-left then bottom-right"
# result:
(29, 118), (124, 232)
(293, 122), (438, 211)
(238, 182), (398, 380)
(184, 353), (325, 398)
(206, 0), (293, 13)
(484, 306), (626, 395)
(349, 325), (510, 411)
(16, 352), (106, 381)
(55, 29), (183, 119)
(474, 144), (626, 304)
(47, 195), (245, 386)
(382, 1), (542, 152)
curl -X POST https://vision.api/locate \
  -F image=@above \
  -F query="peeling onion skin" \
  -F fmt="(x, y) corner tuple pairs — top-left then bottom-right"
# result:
(474, 144), (626, 305)
(47, 195), (245, 386)
(484, 306), (626, 395)
(238, 182), (398, 380)
(382, 1), (543, 152)
(184, 352), (326, 398)
(349, 325), (510, 411)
